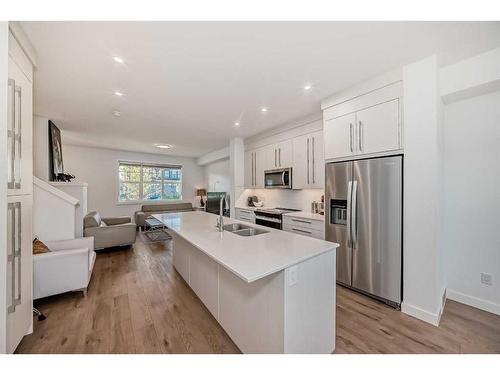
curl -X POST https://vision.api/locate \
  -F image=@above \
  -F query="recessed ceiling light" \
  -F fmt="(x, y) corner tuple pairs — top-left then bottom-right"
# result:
(112, 110), (121, 117)
(155, 144), (171, 149)
(234, 122), (240, 126)
(113, 56), (125, 64)
(261, 107), (268, 113)
(114, 91), (124, 97)
(303, 84), (312, 91)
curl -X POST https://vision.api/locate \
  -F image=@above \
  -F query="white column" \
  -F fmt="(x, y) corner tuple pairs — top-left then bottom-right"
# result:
(229, 138), (244, 218)
(402, 55), (445, 325)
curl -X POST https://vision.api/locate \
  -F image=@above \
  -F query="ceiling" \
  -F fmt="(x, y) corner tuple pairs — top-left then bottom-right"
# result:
(21, 21), (500, 157)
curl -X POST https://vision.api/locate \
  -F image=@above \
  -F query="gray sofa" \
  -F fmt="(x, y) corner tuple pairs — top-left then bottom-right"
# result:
(134, 202), (194, 228)
(83, 211), (136, 250)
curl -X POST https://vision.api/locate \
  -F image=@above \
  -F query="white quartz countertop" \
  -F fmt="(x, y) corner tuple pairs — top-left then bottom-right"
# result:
(283, 211), (325, 222)
(154, 211), (338, 283)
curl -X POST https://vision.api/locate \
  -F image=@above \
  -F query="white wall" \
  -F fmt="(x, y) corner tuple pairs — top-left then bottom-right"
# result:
(237, 188), (323, 212)
(204, 158), (231, 193)
(443, 90), (500, 314)
(62, 144), (204, 220)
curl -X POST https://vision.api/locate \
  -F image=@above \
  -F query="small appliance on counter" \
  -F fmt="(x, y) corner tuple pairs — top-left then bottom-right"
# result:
(247, 196), (260, 207)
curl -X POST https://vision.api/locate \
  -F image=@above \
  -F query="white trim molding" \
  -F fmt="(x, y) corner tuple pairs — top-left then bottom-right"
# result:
(447, 290), (500, 316)
(401, 302), (441, 327)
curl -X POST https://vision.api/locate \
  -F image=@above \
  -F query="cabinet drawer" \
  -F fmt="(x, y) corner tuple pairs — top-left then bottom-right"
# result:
(283, 225), (324, 240)
(283, 216), (324, 231)
(235, 208), (256, 223)
(238, 216), (255, 224)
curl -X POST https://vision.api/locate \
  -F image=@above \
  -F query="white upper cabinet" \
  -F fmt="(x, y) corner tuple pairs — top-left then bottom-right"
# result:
(323, 81), (402, 161)
(324, 112), (356, 160)
(356, 99), (400, 155)
(7, 50), (33, 196)
(265, 140), (293, 170)
(254, 147), (266, 188)
(292, 130), (324, 189)
(244, 150), (254, 188)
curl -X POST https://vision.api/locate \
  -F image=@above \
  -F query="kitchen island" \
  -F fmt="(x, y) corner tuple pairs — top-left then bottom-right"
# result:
(154, 211), (338, 354)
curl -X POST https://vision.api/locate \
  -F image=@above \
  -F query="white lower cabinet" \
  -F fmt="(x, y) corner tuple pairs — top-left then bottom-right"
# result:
(235, 208), (256, 223)
(283, 216), (324, 240)
(6, 195), (33, 353)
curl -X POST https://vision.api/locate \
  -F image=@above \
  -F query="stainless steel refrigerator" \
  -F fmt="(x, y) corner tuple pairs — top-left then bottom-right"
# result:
(325, 155), (403, 308)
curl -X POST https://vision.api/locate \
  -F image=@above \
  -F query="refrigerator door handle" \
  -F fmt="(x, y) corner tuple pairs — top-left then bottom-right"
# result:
(351, 180), (358, 248)
(347, 181), (353, 246)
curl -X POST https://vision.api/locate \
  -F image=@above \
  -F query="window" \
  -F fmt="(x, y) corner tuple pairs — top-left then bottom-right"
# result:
(118, 162), (182, 202)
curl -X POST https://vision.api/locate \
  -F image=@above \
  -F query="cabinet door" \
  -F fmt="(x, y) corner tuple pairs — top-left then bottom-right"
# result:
(7, 56), (33, 196)
(277, 140), (293, 168)
(310, 130), (325, 188)
(6, 195), (33, 353)
(292, 134), (308, 189)
(255, 147), (267, 188)
(324, 112), (356, 160)
(244, 150), (254, 188)
(264, 144), (278, 170)
(356, 99), (400, 155)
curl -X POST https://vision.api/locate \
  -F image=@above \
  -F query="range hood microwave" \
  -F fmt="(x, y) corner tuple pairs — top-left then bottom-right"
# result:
(264, 168), (292, 189)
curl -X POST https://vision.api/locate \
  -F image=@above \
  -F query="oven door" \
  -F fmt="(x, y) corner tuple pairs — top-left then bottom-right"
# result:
(264, 168), (291, 189)
(255, 215), (282, 229)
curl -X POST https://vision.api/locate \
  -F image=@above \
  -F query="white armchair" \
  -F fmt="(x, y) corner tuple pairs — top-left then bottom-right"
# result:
(33, 237), (96, 299)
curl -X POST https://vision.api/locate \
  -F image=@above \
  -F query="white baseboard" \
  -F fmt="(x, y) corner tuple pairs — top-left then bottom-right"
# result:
(447, 289), (500, 316)
(401, 302), (440, 326)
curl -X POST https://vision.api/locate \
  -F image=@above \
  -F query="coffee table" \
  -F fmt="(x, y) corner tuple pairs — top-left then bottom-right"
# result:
(144, 217), (171, 241)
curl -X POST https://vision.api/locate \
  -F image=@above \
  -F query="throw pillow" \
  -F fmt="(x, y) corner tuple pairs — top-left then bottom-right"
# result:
(33, 238), (50, 254)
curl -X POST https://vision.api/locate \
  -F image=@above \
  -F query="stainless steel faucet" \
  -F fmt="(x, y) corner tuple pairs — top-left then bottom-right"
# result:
(216, 196), (224, 231)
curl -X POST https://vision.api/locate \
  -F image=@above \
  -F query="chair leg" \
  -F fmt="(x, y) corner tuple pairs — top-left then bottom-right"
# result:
(33, 308), (46, 321)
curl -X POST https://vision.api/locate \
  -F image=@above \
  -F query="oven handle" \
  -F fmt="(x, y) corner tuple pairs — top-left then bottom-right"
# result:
(255, 215), (282, 224)
(281, 171), (286, 186)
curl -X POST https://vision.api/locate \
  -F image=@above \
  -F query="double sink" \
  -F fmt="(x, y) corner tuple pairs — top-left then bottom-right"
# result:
(223, 223), (269, 237)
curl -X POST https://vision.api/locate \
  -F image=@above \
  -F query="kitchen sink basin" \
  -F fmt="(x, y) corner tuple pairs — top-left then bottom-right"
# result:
(222, 223), (269, 236)
(231, 228), (269, 237)
(223, 223), (250, 232)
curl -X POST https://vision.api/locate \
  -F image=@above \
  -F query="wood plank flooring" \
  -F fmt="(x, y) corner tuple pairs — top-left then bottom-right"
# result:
(16, 234), (500, 354)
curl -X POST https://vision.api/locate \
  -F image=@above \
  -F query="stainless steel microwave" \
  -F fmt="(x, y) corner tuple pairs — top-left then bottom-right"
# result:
(264, 168), (292, 189)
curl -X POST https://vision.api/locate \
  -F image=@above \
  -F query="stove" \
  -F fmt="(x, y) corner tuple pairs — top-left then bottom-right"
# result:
(254, 207), (301, 230)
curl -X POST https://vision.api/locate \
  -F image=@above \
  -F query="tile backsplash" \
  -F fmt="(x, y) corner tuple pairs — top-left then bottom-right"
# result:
(236, 188), (324, 212)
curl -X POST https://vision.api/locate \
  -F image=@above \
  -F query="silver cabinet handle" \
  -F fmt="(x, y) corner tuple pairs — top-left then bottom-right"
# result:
(306, 138), (310, 185)
(358, 121), (363, 152)
(253, 152), (255, 186)
(278, 148), (281, 167)
(292, 219), (312, 225)
(349, 123), (354, 153)
(7, 79), (15, 189)
(292, 228), (312, 235)
(254, 152), (257, 186)
(15, 85), (22, 189)
(7, 202), (22, 313)
(312, 137), (315, 184)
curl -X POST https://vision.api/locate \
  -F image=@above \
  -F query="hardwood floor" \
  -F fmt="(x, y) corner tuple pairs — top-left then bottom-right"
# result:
(16, 234), (500, 354)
